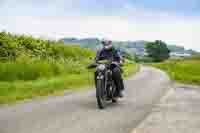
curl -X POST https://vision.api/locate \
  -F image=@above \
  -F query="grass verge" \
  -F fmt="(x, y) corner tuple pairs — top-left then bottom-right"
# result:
(123, 62), (139, 79)
(0, 62), (138, 105)
(151, 59), (200, 85)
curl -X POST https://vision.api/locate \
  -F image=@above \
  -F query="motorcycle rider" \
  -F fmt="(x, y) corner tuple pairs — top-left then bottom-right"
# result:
(95, 38), (125, 97)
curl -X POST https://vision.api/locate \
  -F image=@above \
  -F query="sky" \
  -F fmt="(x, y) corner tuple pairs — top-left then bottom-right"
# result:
(0, 0), (200, 51)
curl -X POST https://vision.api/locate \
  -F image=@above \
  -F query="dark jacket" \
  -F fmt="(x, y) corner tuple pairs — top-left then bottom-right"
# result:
(95, 47), (122, 62)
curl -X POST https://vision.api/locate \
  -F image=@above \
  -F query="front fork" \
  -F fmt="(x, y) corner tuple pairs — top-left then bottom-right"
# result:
(105, 70), (113, 98)
(95, 71), (105, 89)
(95, 70), (114, 98)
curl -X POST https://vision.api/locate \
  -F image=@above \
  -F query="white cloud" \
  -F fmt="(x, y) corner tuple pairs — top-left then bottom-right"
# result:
(1, 0), (199, 52)
(0, 13), (200, 51)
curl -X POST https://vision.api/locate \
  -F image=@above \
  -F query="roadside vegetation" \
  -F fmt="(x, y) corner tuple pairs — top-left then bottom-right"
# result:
(135, 40), (170, 63)
(123, 60), (139, 78)
(152, 56), (200, 85)
(0, 32), (138, 104)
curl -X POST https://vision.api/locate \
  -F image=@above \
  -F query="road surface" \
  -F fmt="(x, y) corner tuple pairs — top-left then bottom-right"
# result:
(132, 84), (200, 133)
(0, 66), (171, 133)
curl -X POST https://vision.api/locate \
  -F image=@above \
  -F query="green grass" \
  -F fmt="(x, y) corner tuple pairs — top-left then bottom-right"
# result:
(0, 58), (90, 81)
(0, 74), (91, 104)
(0, 62), (138, 105)
(123, 62), (139, 79)
(152, 59), (200, 85)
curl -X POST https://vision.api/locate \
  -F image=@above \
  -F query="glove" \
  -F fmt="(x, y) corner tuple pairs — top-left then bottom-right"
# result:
(87, 63), (97, 69)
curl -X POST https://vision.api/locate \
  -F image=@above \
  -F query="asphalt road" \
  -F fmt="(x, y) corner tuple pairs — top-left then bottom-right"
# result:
(132, 84), (200, 133)
(0, 66), (171, 133)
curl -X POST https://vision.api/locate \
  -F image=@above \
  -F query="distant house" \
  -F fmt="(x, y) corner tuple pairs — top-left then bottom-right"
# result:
(170, 52), (191, 58)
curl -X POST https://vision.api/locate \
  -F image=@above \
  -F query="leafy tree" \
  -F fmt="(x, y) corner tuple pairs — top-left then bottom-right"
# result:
(145, 40), (170, 62)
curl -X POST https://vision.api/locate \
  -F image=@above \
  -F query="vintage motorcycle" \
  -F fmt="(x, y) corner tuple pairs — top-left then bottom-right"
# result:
(88, 60), (120, 109)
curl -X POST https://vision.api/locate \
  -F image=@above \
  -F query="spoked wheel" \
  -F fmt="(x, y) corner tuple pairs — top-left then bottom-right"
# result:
(96, 79), (107, 109)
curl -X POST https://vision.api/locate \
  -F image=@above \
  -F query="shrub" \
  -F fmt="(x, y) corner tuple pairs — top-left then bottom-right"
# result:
(0, 32), (94, 81)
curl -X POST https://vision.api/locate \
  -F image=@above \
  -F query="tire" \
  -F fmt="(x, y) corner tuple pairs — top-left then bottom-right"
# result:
(112, 98), (118, 103)
(96, 79), (106, 109)
(112, 81), (118, 103)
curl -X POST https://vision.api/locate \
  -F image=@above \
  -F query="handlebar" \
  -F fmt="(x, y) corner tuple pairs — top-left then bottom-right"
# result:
(87, 60), (122, 69)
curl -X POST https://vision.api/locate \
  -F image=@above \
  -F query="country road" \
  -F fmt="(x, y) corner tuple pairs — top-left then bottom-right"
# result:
(0, 66), (171, 133)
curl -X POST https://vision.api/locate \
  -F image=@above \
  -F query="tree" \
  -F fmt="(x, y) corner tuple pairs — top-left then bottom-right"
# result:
(145, 40), (170, 62)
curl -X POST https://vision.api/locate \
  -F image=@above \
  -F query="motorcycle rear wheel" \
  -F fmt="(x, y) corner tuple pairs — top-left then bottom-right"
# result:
(112, 98), (118, 103)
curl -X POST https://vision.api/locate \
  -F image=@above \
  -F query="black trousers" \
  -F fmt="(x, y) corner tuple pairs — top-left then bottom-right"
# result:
(112, 66), (125, 91)
(95, 66), (124, 92)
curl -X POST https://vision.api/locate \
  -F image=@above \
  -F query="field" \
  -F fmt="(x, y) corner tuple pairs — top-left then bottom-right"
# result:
(152, 57), (200, 85)
(0, 32), (138, 104)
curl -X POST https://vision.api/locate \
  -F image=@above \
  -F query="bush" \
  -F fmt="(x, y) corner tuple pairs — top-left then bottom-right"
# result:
(0, 31), (95, 61)
(0, 32), (94, 81)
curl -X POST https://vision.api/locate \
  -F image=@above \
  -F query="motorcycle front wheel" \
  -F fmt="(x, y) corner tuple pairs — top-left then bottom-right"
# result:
(96, 79), (106, 109)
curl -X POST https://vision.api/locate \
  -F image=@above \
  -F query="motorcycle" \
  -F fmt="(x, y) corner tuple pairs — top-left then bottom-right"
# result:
(88, 60), (120, 109)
